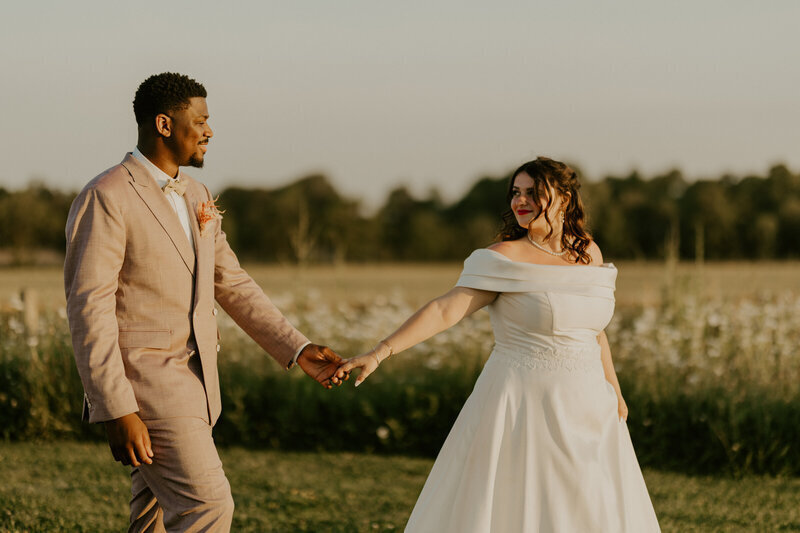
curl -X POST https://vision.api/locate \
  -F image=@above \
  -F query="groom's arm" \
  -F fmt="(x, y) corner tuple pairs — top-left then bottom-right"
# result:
(65, 181), (153, 467)
(64, 185), (139, 422)
(210, 218), (311, 369)
(213, 233), (345, 383)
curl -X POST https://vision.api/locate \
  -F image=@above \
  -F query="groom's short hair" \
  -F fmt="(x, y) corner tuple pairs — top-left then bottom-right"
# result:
(133, 72), (207, 127)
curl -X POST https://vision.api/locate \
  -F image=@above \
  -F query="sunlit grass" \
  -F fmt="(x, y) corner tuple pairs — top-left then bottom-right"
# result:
(2, 441), (800, 532)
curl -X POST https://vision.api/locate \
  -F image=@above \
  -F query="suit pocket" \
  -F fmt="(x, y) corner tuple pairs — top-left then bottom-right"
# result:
(118, 328), (171, 349)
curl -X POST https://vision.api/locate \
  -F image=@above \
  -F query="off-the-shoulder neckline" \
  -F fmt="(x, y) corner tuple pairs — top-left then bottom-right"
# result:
(480, 248), (616, 269)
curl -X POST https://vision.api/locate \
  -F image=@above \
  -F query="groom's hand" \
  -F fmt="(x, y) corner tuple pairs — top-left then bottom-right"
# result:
(104, 412), (154, 467)
(297, 344), (348, 389)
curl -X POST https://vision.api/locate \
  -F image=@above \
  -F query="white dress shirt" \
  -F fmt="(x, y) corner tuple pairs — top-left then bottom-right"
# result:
(131, 148), (310, 368)
(131, 147), (194, 248)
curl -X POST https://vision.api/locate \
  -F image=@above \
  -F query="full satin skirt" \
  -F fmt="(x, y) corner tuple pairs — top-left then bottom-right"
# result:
(404, 350), (661, 533)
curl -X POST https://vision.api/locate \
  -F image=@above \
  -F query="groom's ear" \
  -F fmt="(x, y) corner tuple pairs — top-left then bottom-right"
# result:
(154, 113), (172, 138)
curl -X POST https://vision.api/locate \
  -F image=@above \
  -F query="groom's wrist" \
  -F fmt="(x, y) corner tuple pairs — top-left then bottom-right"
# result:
(288, 341), (313, 369)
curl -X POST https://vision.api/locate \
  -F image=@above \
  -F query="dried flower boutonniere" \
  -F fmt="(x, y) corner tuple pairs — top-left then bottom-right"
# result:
(197, 196), (225, 236)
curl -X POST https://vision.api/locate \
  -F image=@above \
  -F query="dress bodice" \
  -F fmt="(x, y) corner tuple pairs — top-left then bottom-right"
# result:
(456, 249), (617, 358)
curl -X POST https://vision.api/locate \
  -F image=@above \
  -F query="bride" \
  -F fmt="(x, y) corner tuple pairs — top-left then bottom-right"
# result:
(334, 157), (660, 532)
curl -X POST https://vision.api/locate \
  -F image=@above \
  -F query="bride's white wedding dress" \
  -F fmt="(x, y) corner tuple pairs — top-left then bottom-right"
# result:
(405, 249), (660, 532)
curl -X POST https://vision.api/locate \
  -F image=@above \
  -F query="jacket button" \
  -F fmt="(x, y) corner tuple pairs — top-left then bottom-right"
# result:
(212, 308), (218, 316)
(216, 344), (221, 353)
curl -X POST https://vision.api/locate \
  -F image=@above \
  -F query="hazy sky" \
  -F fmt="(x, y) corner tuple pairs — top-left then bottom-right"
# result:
(1, 1), (798, 204)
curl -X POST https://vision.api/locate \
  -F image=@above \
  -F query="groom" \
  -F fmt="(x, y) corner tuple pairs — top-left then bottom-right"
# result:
(64, 72), (344, 532)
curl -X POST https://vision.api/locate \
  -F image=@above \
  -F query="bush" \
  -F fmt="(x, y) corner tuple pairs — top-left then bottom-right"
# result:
(2, 287), (800, 475)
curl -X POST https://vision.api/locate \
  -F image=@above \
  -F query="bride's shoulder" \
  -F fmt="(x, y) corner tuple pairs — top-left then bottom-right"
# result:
(586, 240), (604, 265)
(485, 240), (525, 260)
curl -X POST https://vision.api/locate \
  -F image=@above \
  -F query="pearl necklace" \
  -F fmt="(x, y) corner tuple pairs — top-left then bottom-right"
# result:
(527, 233), (568, 256)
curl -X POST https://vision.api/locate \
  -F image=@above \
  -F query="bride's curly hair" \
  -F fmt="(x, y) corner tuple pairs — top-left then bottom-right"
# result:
(496, 157), (593, 264)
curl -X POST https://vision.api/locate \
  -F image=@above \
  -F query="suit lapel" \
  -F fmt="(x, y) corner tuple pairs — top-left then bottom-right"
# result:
(122, 154), (196, 276)
(182, 177), (214, 310)
(183, 178), (206, 260)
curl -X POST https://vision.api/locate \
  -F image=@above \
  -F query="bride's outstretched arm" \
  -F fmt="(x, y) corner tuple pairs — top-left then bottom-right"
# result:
(335, 286), (497, 386)
(598, 330), (628, 422)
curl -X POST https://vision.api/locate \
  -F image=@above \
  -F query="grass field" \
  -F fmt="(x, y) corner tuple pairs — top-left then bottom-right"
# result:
(2, 441), (800, 532)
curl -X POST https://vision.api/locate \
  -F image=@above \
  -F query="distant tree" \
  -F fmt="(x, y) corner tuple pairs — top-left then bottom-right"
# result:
(777, 199), (800, 258)
(4, 162), (800, 263)
(219, 174), (365, 263)
(767, 165), (800, 258)
(0, 184), (73, 254)
(444, 176), (508, 256)
(376, 187), (441, 261)
(680, 180), (739, 259)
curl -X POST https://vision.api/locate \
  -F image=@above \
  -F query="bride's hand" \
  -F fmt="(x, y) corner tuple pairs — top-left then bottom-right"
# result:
(617, 394), (628, 422)
(336, 351), (381, 387)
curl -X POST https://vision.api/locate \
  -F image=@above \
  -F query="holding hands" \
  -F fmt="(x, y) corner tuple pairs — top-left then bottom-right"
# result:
(333, 340), (394, 387)
(297, 344), (348, 389)
(294, 341), (395, 389)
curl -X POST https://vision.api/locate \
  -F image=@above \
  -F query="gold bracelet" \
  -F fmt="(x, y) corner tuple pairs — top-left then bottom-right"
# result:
(377, 339), (394, 364)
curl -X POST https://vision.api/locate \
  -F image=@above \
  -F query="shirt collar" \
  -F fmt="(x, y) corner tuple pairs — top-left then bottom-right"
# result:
(131, 147), (179, 188)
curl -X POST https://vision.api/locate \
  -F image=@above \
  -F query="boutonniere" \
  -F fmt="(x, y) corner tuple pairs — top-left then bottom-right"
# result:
(197, 196), (225, 236)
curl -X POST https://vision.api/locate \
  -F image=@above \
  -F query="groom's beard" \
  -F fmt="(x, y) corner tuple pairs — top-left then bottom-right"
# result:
(188, 154), (205, 168)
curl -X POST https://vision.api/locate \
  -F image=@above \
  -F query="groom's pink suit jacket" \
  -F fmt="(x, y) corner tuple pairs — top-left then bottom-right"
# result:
(65, 154), (309, 424)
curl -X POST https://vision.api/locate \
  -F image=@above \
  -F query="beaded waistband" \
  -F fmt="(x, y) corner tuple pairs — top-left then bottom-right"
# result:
(491, 344), (601, 372)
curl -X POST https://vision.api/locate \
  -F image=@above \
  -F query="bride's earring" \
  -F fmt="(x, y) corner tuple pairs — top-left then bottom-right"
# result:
(560, 211), (565, 224)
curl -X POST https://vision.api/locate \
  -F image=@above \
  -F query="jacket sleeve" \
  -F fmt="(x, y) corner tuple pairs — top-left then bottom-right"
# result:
(209, 194), (310, 369)
(64, 186), (139, 422)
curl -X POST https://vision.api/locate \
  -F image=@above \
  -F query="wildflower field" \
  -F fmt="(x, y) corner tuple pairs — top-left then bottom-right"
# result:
(1, 261), (800, 475)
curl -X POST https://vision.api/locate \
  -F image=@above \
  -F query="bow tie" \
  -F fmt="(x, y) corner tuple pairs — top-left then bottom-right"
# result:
(162, 178), (187, 197)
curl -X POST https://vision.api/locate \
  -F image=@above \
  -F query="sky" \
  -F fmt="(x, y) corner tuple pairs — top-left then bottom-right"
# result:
(1, 1), (798, 205)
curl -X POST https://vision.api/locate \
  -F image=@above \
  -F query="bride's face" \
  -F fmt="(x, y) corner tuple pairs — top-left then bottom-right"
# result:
(510, 172), (566, 234)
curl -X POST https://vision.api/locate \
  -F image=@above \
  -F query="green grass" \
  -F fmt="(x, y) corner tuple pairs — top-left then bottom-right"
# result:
(1, 442), (800, 532)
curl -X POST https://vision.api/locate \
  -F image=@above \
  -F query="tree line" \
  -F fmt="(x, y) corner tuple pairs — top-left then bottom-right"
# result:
(1, 163), (798, 264)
